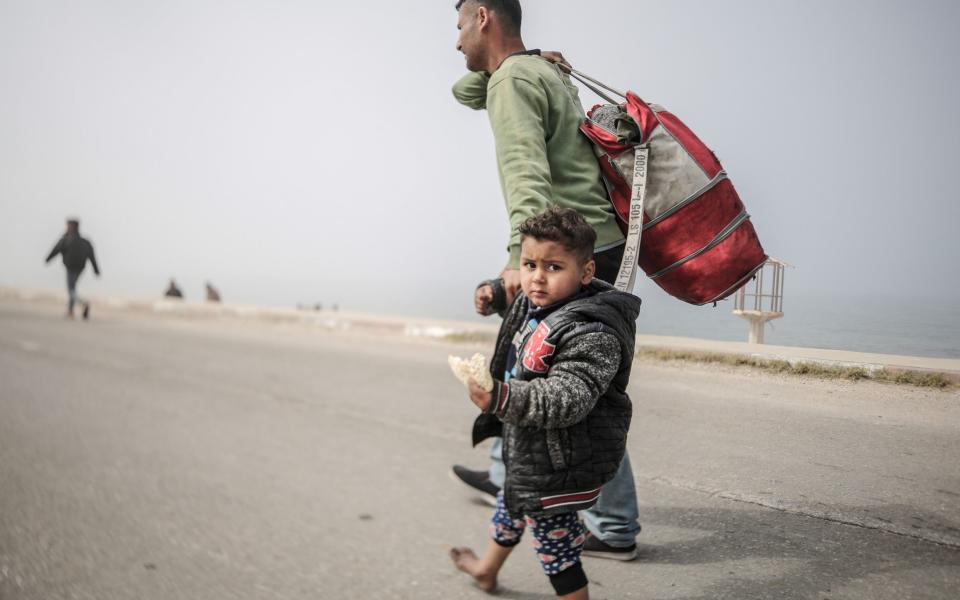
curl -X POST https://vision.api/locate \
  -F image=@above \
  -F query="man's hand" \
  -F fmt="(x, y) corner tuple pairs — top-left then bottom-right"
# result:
(475, 284), (494, 315)
(542, 50), (572, 73)
(468, 379), (492, 412)
(500, 268), (521, 306)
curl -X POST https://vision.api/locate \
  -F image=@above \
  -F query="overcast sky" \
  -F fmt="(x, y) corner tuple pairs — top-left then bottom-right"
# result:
(1, 0), (958, 321)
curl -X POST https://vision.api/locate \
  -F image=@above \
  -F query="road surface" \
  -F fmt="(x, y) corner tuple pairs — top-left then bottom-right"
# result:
(1, 299), (958, 599)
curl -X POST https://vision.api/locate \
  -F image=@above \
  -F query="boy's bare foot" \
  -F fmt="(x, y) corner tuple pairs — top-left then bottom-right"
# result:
(449, 547), (497, 593)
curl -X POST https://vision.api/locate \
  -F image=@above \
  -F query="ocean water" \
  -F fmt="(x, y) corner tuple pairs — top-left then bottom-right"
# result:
(329, 273), (958, 360)
(404, 282), (959, 360)
(631, 283), (960, 359)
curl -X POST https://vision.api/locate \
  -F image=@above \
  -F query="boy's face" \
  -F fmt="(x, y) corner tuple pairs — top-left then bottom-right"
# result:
(520, 237), (595, 308)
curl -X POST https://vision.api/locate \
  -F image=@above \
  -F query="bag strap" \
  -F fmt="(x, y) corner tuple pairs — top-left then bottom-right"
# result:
(562, 66), (643, 293)
(613, 146), (647, 293)
(566, 69), (628, 101)
(568, 71), (620, 105)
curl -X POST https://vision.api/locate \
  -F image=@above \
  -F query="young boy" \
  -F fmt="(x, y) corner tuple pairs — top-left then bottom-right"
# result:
(450, 207), (641, 599)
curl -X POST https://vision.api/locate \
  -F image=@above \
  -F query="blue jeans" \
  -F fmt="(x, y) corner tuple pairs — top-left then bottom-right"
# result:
(488, 438), (641, 547)
(66, 270), (84, 314)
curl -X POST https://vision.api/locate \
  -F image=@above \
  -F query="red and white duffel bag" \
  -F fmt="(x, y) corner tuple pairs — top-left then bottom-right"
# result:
(569, 69), (767, 305)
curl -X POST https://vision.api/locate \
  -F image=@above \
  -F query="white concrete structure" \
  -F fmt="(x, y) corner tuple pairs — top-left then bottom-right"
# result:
(733, 257), (787, 344)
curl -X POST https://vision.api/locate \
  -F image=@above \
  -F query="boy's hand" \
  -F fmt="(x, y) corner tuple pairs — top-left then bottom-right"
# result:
(475, 284), (494, 315)
(468, 379), (492, 412)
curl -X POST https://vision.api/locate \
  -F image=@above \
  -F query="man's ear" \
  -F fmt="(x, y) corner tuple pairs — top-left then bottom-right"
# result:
(581, 259), (596, 284)
(477, 6), (490, 31)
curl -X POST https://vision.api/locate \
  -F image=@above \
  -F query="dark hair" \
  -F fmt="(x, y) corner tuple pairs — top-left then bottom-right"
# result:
(519, 207), (596, 264)
(455, 0), (522, 35)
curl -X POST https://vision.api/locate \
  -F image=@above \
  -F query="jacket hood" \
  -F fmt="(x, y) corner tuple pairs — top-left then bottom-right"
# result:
(560, 279), (642, 332)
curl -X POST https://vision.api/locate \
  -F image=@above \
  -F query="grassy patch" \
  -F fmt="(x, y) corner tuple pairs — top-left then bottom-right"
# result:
(872, 369), (953, 388)
(442, 331), (496, 344)
(636, 348), (955, 389)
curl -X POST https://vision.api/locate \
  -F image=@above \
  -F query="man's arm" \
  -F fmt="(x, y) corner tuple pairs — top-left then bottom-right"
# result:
(452, 72), (491, 110)
(485, 331), (621, 429)
(474, 277), (507, 316)
(87, 242), (100, 276)
(454, 54), (572, 295)
(451, 53), (569, 112)
(487, 74), (553, 269)
(44, 238), (63, 263)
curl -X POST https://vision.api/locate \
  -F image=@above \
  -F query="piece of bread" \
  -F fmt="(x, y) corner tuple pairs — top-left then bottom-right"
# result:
(448, 353), (494, 392)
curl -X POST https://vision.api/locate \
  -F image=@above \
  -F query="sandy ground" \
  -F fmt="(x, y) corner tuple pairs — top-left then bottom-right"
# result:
(1, 298), (958, 599)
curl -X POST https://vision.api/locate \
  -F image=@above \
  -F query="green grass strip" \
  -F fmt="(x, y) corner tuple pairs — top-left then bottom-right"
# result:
(635, 348), (955, 390)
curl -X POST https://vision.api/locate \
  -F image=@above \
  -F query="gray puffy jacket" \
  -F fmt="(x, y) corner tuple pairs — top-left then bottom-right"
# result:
(472, 280), (641, 517)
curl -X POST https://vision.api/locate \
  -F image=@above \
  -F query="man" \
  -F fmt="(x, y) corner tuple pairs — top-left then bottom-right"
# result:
(45, 218), (100, 320)
(450, 0), (642, 561)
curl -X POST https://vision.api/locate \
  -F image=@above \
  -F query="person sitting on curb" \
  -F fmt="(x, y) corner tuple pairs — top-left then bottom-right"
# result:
(165, 279), (184, 299)
(205, 281), (221, 303)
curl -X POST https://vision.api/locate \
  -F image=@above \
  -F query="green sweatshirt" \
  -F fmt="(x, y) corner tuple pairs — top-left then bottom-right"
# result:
(452, 55), (624, 268)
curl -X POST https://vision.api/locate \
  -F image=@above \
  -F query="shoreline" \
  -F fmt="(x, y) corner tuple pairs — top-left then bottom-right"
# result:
(3, 285), (958, 382)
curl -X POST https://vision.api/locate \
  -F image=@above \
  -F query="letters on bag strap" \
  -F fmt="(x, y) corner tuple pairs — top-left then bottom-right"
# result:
(614, 146), (647, 293)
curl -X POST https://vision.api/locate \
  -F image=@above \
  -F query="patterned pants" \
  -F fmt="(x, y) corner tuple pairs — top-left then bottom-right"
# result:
(490, 492), (586, 576)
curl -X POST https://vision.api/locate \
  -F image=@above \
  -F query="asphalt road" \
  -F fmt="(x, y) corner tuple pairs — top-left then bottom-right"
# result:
(1, 299), (958, 599)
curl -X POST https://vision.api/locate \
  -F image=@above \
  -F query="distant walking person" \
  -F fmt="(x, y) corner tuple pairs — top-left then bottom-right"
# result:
(164, 279), (184, 299)
(205, 281), (221, 303)
(44, 218), (100, 320)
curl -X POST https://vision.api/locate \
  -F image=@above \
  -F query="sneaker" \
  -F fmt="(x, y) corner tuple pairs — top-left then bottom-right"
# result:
(582, 533), (637, 561)
(82, 303), (90, 320)
(450, 465), (500, 507)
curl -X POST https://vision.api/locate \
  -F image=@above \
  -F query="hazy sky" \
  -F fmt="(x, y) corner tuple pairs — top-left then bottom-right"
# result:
(2, 0), (959, 321)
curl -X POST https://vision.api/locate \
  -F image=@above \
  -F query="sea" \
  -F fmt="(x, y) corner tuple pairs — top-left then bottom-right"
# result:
(630, 283), (960, 359)
(412, 282), (959, 360)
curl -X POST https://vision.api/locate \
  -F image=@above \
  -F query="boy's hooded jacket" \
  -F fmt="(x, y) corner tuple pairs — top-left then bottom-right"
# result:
(473, 280), (641, 517)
